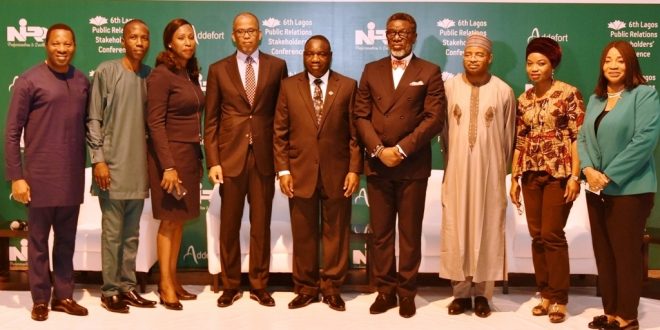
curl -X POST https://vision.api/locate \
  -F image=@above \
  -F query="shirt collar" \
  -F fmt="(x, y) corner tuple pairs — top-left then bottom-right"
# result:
(308, 70), (330, 86)
(236, 49), (260, 64)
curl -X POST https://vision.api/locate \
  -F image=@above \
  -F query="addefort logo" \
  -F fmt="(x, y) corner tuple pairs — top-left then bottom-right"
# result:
(527, 27), (568, 43)
(7, 18), (47, 47)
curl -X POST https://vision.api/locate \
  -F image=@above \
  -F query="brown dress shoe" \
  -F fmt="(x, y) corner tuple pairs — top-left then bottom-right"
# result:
(217, 289), (242, 308)
(448, 297), (472, 315)
(121, 290), (157, 308)
(399, 296), (416, 318)
(51, 298), (88, 316)
(322, 294), (345, 311)
(31, 303), (48, 321)
(250, 289), (275, 307)
(474, 296), (491, 318)
(369, 293), (397, 314)
(288, 293), (319, 309)
(101, 295), (129, 313)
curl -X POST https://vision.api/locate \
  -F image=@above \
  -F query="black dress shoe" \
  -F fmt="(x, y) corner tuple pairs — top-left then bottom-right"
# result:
(588, 315), (610, 329)
(31, 303), (48, 321)
(158, 290), (183, 311)
(120, 290), (156, 308)
(448, 297), (472, 315)
(369, 293), (397, 314)
(217, 289), (242, 308)
(399, 296), (416, 318)
(101, 295), (129, 313)
(288, 293), (319, 309)
(176, 288), (197, 300)
(322, 295), (345, 311)
(250, 289), (275, 307)
(51, 298), (88, 316)
(474, 296), (491, 318)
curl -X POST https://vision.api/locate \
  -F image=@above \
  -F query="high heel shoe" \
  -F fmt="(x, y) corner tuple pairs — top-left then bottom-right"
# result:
(548, 303), (567, 323)
(532, 297), (549, 316)
(176, 288), (197, 300)
(158, 290), (183, 311)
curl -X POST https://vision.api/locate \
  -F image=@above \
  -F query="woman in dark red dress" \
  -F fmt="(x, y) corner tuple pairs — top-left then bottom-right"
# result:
(146, 18), (203, 310)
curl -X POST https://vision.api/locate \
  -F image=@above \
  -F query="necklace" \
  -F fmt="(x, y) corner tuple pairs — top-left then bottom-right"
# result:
(607, 90), (623, 99)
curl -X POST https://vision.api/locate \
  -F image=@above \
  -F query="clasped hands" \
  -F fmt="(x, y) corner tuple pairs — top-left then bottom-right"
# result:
(582, 167), (610, 192)
(378, 147), (405, 167)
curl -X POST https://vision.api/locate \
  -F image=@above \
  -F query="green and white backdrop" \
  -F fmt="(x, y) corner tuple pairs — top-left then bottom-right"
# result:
(1, 0), (659, 269)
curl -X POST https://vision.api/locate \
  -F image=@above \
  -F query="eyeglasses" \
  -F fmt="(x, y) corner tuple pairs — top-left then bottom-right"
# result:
(234, 28), (258, 36)
(386, 29), (412, 39)
(303, 51), (331, 57)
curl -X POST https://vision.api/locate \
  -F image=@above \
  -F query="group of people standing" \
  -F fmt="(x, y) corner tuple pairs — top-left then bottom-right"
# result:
(4, 10), (658, 330)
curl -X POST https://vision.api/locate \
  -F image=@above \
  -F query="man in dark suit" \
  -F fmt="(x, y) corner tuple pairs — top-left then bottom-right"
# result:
(273, 35), (362, 312)
(4, 24), (89, 321)
(204, 12), (288, 308)
(353, 12), (446, 318)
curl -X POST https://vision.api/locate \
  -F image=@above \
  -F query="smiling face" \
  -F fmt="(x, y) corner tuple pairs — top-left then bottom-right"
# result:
(603, 47), (627, 89)
(386, 19), (416, 59)
(303, 38), (332, 78)
(232, 14), (262, 55)
(463, 46), (492, 77)
(45, 29), (75, 73)
(526, 52), (553, 85)
(122, 21), (150, 63)
(169, 24), (196, 65)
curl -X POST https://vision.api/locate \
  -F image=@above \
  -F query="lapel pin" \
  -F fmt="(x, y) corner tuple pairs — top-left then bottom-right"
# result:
(328, 91), (334, 96)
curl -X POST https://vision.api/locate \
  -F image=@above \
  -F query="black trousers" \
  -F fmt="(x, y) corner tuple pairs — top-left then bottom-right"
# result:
(586, 191), (653, 320)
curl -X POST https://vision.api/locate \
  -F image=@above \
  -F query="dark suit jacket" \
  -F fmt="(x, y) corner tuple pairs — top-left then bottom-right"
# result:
(353, 55), (446, 180)
(204, 52), (288, 177)
(274, 71), (363, 199)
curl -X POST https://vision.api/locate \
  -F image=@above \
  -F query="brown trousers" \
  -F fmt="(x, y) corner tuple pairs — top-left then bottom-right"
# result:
(521, 171), (572, 304)
(219, 148), (275, 290)
(288, 173), (350, 297)
(586, 191), (653, 320)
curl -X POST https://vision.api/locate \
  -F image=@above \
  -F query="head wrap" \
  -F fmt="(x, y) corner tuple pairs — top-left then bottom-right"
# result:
(465, 34), (492, 53)
(526, 37), (562, 68)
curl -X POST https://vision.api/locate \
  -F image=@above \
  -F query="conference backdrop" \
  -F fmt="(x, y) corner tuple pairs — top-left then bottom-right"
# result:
(1, 0), (659, 269)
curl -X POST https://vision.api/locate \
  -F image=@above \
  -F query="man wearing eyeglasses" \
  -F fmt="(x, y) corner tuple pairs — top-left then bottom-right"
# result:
(204, 12), (288, 308)
(274, 35), (362, 312)
(354, 12), (446, 318)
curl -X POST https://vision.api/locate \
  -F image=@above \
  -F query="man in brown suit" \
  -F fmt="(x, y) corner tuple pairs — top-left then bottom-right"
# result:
(353, 12), (446, 318)
(204, 12), (288, 308)
(273, 35), (362, 312)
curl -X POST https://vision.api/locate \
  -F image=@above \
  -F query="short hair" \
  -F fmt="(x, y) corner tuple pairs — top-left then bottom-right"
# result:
(526, 37), (562, 68)
(304, 35), (331, 51)
(233, 12), (260, 30)
(155, 18), (200, 84)
(386, 12), (417, 33)
(45, 23), (76, 44)
(122, 19), (149, 39)
(594, 40), (647, 98)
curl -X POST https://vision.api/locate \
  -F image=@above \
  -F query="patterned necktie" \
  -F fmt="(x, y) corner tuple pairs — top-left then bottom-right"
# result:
(392, 59), (407, 70)
(313, 78), (323, 125)
(245, 56), (256, 106)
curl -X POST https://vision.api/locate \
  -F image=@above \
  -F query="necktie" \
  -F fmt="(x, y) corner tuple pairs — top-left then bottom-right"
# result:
(245, 56), (256, 106)
(392, 59), (407, 70)
(313, 78), (323, 125)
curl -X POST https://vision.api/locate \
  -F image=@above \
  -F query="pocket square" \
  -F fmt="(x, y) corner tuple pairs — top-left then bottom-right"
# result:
(409, 80), (424, 86)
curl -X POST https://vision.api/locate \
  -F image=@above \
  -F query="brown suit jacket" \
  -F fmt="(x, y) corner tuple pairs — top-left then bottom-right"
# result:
(354, 55), (446, 180)
(274, 71), (363, 199)
(204, 52), (288, 177)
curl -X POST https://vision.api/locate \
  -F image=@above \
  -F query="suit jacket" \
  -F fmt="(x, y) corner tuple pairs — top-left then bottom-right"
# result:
(274, 71), (363, 199)
(353, 55), (446, 180)
(578, 85), (660, 195)
(204, 51), (288, 177)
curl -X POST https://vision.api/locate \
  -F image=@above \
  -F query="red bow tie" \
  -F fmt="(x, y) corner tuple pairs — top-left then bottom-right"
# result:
(392, 59), (407, 70)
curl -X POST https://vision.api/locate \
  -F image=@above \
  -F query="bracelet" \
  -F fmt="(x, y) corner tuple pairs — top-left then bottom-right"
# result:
(370, 144), (384, 158)
(164, 168), (175, 172)
(570, 175), (580, 182)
